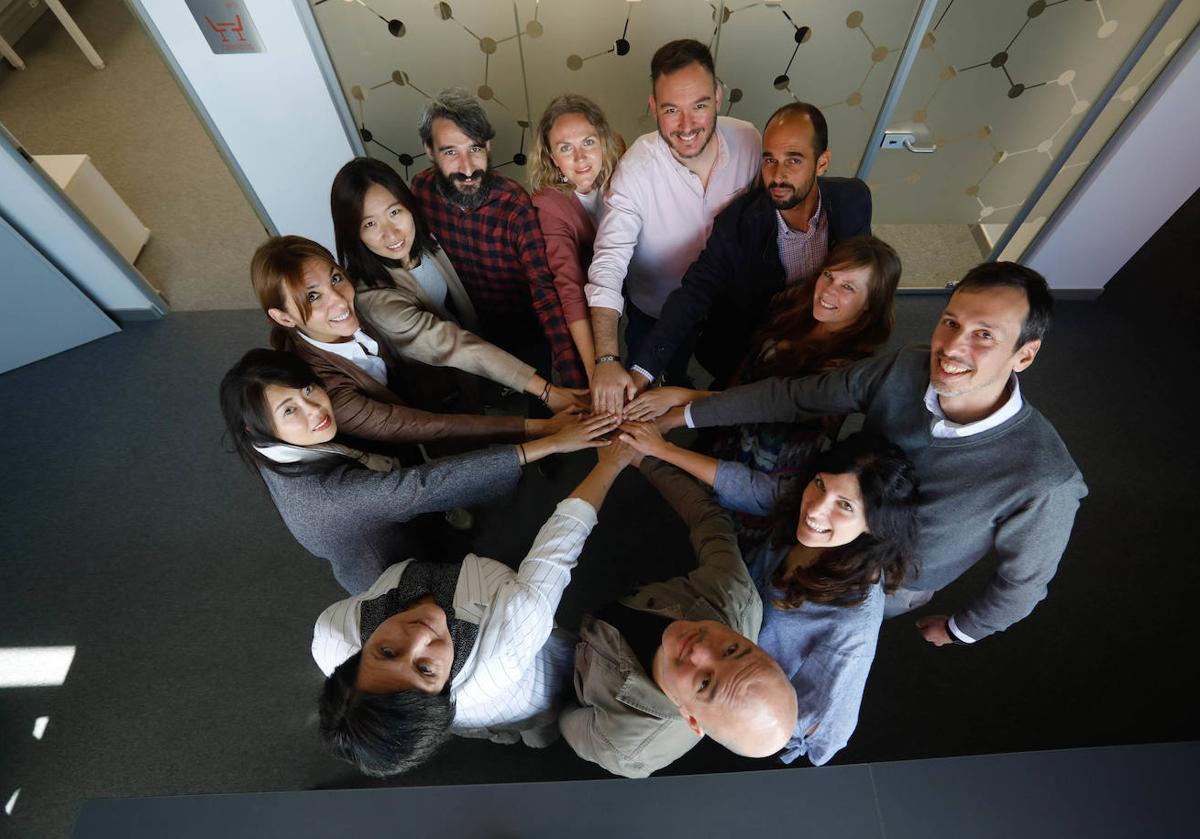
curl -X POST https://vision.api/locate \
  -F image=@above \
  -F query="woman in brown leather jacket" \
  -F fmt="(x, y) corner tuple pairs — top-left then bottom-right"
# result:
(250, 235), (582, 450)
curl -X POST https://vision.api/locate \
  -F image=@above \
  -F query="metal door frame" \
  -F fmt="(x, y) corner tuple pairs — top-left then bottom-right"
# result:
(853, 0), (1181, 263)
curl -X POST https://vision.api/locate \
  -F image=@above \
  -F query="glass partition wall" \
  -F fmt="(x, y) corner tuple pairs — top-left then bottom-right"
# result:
(309, 0), (1197, 288)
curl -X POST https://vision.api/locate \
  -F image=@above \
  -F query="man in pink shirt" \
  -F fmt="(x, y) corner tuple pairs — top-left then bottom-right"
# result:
(586, 39), (760, 416)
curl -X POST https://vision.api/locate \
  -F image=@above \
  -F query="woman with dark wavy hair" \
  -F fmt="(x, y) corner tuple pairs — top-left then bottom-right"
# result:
(619, 427), (918, 766)
(626, 235), (901, 549)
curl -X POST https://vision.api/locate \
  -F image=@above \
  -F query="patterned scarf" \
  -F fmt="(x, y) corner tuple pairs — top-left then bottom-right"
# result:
(357, 560), (479, 685)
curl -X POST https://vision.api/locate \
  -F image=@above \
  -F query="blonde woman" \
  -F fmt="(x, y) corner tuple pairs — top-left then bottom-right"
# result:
(530, 94), (623, 384)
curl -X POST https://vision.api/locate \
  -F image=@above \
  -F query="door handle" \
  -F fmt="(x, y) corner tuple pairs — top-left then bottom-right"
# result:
(881, 131), (937, 154)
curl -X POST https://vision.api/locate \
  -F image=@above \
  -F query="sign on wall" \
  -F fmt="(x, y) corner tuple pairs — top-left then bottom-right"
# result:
(186, 0), (264, 54)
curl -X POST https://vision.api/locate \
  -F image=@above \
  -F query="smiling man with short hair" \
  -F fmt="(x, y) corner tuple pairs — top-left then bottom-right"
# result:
(629, 101), (872, 387)
(586, 39), (762, 415)
(662, 262), (1087, 646)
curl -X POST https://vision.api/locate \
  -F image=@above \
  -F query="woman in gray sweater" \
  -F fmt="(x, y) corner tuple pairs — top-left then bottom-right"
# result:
(220, 349), (615, 594)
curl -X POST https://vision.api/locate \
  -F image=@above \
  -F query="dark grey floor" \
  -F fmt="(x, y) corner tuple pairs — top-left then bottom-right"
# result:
(73, 742), (1200, 839)
(3, 194), (1199, 838)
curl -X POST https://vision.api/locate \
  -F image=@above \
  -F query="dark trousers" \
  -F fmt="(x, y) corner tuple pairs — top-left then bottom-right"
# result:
(624, 301), (696, 387)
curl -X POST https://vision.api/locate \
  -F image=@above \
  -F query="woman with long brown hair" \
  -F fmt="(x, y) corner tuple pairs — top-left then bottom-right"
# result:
(626, 235), (902, 547)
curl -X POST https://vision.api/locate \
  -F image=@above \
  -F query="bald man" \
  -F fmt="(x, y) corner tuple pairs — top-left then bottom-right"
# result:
(560, 460), (796, 778)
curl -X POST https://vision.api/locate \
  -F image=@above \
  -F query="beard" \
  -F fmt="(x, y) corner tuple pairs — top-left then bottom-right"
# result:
(766, 175), (816, 211)
(659, 121), (717, 161)
(434, 166), (493, 211)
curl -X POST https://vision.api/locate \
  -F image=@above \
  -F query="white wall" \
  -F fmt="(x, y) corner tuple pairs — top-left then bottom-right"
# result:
(0, 133), (165, 315)
(1025, 24), (1200, 291)
(128, 0), (358, 251)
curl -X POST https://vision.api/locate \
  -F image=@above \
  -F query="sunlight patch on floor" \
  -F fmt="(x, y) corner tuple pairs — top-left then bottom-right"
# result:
(0, 646), (76, 687)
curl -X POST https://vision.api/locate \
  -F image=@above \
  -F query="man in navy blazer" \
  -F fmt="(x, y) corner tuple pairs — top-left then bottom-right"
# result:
(630, 102), (873, 388)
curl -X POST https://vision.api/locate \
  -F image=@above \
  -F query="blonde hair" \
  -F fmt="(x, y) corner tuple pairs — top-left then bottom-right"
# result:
(250, 235), (339, 323)
(529, 93), (620, 194)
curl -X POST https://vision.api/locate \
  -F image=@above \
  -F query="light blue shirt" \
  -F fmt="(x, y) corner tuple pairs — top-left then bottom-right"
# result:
(713, 459), (883, 766)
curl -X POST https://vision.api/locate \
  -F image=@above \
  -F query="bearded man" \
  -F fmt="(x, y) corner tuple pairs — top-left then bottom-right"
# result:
(410, 88), (586, 388)
(629, 101), (873, 388)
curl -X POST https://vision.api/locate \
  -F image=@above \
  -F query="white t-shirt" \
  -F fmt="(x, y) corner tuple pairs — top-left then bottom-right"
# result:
(575, 188), (603, 225)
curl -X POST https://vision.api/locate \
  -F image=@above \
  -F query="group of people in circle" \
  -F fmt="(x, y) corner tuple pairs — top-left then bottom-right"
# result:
(219, 38), (1085, 779)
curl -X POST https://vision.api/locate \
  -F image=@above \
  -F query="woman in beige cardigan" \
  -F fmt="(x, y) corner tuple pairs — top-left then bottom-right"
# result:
(331, 157), (586, 413)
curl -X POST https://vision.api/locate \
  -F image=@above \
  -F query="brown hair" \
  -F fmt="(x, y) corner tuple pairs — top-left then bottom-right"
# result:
(250, 235), (340, 324)
(650, 39), (715, 88)
(529, 93), (620, 194)
(746, 235), (901, 379)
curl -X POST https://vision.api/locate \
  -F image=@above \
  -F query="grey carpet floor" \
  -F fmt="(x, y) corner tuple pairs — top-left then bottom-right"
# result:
(0, 0), (264, 310)
(1, 280), (1197, 837)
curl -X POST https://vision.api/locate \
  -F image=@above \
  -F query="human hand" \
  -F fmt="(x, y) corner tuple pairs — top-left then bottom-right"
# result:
(617, 420), (670, 460)
(592, 361), (636, 417)
(655, 406), (688, 433)
(548, 411), (619, 454)
(546, 386), (590, 414)
(530, 405), (585, 438)
(596, 433), (638, 471)
(625, 386), (696, 421)
(916, 615), (955, 647)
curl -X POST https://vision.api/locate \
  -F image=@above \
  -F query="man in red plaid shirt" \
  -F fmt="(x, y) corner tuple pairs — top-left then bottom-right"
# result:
(410, 88), (587, 389)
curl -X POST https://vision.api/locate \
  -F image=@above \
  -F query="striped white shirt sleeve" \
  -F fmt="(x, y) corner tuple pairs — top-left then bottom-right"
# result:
(452, 498), (597, 726)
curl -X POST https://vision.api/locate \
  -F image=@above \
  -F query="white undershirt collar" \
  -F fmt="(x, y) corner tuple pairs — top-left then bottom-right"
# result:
(297, 328), (387, 386)
(923, 373), (1023, 439)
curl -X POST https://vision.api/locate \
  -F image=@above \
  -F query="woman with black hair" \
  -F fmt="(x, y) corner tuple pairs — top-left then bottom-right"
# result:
(330, 157), (586, 413)
(619, 426), (919, 766)
(219, 348), (615, 593)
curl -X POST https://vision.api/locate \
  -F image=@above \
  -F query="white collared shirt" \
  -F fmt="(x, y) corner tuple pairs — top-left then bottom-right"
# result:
(585, 116), (761, 318)
(297, 328), (388, 386)
(922, 374), (1024, 439)
(775, 189), (827, 286)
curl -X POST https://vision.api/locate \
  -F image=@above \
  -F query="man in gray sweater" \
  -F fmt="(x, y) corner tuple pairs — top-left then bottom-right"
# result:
(662, 262), (1087, 645)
